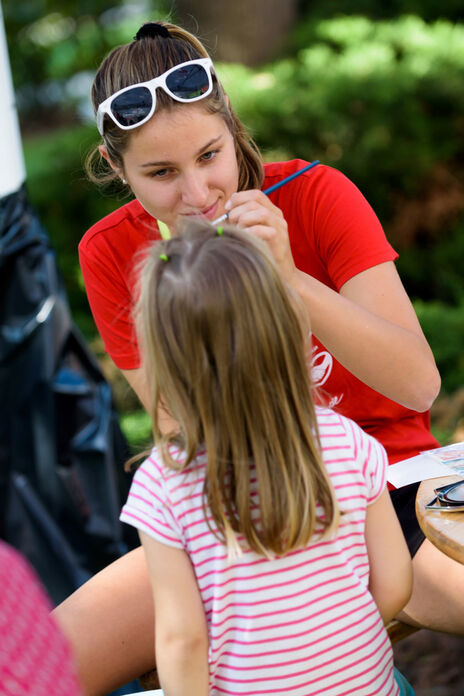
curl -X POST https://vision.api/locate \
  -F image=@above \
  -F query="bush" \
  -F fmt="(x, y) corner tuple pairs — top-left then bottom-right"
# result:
(296, 0), (464, 25)
(221, 16), (464, 265)
(398, 220), (464, 305)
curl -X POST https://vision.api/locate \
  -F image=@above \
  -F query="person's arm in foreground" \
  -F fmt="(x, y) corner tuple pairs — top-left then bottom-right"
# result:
(365, 488), (413, 624)
(53, 547), (156, 696)
(225, 190), (440, 412)
(139, 531), (209, 696)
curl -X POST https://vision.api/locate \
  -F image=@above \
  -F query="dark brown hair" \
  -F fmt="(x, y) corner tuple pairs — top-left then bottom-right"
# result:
(135, 220), (339, 557)
(86, 20), (264, 192)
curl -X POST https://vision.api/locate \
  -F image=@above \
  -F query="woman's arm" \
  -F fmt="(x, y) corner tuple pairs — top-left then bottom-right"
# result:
(139, 531), (209, 696)
(121, 366), (151, 412)
(53, 547), (155, 696)
(365, 488), (413, 624)
(121, 366), (179, 433)
(226, 189), (440, 412)
(293, 259), (440, 411)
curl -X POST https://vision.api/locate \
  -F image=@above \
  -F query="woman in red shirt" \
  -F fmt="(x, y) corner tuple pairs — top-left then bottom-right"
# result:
(54, 20), (458, 696)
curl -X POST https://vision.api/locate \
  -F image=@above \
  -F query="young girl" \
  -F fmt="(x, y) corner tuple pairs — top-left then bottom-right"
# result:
(120, 220), (413, 696)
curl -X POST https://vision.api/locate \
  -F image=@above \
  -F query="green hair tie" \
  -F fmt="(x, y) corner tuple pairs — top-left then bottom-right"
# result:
(217, 226), (224, 236)
(159, 253), (169, 262)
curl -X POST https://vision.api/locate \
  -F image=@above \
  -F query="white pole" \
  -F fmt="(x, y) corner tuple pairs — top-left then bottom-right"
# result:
(0, 1), (26, 198)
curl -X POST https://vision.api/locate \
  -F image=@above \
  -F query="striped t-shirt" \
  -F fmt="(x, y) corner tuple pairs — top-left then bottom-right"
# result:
(120, 407), (398, 696)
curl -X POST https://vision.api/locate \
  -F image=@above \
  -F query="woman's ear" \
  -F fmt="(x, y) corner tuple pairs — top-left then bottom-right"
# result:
(99, 144), (112, 166)
(99, 144), (127, 183)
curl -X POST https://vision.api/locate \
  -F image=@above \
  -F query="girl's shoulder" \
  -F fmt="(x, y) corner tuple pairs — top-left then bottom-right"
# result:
(135, 444), (207, 496)
(315, 404), (359, 439)
(315, 406), (387, 495)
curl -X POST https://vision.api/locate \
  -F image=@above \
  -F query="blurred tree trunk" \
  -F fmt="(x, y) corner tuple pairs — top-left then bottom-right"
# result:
(174, 0), (299, 65)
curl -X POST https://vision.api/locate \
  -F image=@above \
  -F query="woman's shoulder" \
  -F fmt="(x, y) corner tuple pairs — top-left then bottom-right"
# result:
(263, 159), (376, 209)
(263, 159), (347, 190)
(263, 159), (364, 222)
(79, 199), (156, 256)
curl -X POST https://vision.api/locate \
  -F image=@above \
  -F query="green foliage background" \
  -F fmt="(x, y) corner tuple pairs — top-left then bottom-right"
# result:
(4, 5), (464, 443)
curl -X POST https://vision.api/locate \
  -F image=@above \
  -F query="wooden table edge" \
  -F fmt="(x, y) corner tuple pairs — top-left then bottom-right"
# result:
(416, 475), (464, 565)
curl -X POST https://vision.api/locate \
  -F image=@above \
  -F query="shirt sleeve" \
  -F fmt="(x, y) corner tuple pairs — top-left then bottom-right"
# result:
(350, 419), (388, 505)
(79, 239), (141, 370)
(120, 455), (184, 549)
(305, 166), (398, 290)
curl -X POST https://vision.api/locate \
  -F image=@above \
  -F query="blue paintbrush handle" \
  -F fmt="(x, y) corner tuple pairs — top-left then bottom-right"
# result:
(262, 160), (320, 195)
(212, 160), (320, 225)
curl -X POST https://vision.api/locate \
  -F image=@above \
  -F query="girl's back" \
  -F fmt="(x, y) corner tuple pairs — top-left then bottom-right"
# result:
(121, 406), (397, 696)
(121, 222), (411, 695)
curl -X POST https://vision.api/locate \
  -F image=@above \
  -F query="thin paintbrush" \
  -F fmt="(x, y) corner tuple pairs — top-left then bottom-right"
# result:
(211, 160), (320, 226)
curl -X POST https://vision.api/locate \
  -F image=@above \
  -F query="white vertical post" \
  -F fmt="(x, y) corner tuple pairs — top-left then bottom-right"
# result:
(0, 1), (26, 198)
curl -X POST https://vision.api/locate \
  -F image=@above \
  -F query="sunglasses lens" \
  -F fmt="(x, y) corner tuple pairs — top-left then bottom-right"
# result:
(441, 482), (464, 504)
(111, 86), (152, 127)
(166, 64), (210, 100)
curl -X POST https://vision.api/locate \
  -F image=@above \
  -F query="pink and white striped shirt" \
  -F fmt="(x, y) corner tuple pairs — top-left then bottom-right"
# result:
(120, 407), (398, 696)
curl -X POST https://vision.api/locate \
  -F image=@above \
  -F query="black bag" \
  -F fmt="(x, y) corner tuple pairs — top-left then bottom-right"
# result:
(0, 185), (138, 605)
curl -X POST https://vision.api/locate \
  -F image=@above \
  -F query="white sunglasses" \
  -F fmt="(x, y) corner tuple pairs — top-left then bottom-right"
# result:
(96, 58), (215, 135)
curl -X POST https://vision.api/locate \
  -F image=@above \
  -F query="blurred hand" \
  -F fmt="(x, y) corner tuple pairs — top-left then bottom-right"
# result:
(225, 190), (297, 284)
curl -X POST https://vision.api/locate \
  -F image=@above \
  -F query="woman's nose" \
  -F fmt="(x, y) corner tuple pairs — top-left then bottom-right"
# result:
(181, 172), (209, 209)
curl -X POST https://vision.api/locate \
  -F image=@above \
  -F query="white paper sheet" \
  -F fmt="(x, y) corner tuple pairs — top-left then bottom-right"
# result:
(386, 452), (454, 488)
(387, 441), (464, 488)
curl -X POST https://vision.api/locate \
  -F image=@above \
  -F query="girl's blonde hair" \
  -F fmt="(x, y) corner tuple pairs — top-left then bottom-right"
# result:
(86, 20), (264, 192)
(136, 221), (339, 557)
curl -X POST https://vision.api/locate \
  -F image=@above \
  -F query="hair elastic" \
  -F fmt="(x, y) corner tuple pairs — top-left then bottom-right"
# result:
(134, 23), (170, 40)
(217, 227), (224, 236)
(159, 253), (169, 262)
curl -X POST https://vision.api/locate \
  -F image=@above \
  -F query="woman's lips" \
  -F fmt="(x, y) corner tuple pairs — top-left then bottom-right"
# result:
(182, 201), (219, 220)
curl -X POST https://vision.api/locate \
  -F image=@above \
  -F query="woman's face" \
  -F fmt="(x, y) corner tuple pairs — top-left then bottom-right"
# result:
(116, 104), (239, 231)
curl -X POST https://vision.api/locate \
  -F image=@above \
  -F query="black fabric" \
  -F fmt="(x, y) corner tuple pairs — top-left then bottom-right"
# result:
(390, 481), (425, 558)
(0, 185), (138, 605)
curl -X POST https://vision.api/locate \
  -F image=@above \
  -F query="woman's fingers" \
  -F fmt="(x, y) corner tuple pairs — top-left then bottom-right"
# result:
(226, 190), (281, 223)
(226, 190), (286, 246)
(225, 190), (297, 282)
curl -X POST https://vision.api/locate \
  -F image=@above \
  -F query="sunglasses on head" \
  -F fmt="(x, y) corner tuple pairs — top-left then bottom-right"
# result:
(96, 58), (215, 136)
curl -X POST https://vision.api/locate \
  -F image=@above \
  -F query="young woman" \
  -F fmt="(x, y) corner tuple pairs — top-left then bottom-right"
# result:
(54, 19), (460, 696)
(119, 220), (413, 695)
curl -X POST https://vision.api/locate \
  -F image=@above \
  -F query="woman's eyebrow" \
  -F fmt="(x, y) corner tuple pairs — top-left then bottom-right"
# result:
(140, 135), (223, 168)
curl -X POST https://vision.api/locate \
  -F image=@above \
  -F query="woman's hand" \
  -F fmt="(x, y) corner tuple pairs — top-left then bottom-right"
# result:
(225, 190), (297, 284)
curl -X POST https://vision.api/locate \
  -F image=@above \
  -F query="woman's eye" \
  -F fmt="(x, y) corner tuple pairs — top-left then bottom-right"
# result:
(200, 149), (218, 162)
(149, 168), (170, 178)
